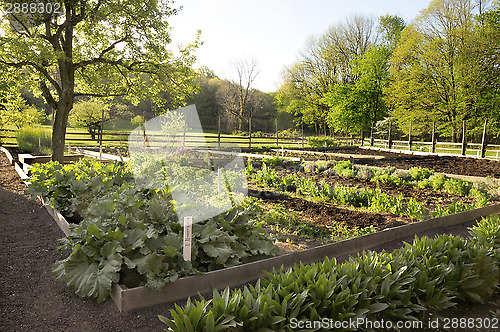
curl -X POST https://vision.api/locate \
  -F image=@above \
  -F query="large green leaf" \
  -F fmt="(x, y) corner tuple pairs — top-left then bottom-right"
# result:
(63, 252), (122, 303)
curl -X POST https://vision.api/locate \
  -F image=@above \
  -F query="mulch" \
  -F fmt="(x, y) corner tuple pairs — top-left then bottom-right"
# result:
(0, 149), (496, 331)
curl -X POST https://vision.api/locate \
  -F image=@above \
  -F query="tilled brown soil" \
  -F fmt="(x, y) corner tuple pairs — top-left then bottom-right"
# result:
(265, 147), (500, 178)
(1, 148), (499, 331)
(248, 188), (408, 230)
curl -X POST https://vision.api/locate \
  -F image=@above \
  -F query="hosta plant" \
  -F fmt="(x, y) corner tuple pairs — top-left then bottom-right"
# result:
(161, 215), (500, 331)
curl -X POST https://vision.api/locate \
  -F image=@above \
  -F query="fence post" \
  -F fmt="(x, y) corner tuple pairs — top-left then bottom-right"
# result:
(370, 122), (374, 146)
(461, 120), (466, 156)
(248, 117), (252, 149)
(301, 122), (304, 148)
(99, 108), (104, 160)
(408, 121), (412, 151)
(217, 116), (221, 149)
(360, 123), (364, 146)
(183, 120), (186, 148)
(388, 121), (392, 149)
(431, 122), (436, 153)
(480, 119), (488, 158)
(275, 118), (278, 147)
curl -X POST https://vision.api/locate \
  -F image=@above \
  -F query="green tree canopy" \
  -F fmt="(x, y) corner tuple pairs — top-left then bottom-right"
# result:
(277, 14), (377, 134)
(0, 0), (200, 161)
(324, 45), (392, 134)
(0, 64), (44, 128)
(386, 0), (499, 139)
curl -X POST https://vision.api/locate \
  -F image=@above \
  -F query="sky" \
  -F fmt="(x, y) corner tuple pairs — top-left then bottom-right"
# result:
(168, 0), (433, 93)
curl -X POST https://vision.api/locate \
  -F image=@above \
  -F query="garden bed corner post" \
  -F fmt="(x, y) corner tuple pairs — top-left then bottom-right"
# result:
(388, 121), (392, 149)
(275, 118), (278, 146)
(370, 122), (374, 146)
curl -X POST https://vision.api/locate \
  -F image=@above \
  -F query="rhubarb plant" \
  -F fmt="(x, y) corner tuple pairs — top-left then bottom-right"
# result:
(53, 185), (277, 302)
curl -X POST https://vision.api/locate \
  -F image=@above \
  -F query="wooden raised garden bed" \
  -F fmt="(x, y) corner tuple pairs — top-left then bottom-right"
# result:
(41, 194), (500, 311)
(18, 153), (85, 165)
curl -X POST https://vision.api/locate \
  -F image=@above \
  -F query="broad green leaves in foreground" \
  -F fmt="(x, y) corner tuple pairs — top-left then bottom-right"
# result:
(161, 215), (500, 331)
(26, 159), (277, 302)
(52, 186), (276, 302)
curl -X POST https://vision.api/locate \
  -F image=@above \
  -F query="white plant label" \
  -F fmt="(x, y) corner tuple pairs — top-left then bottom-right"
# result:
(183, 216), (193, 261)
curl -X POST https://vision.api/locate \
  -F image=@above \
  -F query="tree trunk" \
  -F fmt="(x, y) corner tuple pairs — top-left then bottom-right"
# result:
(51, 63), (75, 161)
(51, 95), (73, 162)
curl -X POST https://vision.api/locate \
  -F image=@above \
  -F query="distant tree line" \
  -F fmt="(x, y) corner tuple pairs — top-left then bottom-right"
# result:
(5, 63), (279, 138)
(187, 63), (278, 134)
(277, 0), (500, 143)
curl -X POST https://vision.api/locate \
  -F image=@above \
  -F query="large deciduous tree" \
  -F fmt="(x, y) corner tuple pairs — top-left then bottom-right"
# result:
(277, 14), (376, 134)
(386, 0), (497, 139)
(322, 15), (404, 136)
(0, 0), (199, 161)
(324, 45), (392, 135)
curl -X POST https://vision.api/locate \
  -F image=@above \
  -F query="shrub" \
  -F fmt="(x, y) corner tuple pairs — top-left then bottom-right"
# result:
(16, 126), (52, 154)
(469, 187), (490, 206)
(230, 130), (247, 136)
(334, 160), (355, 178)
(443, 178), (472, 196)
(371, 173), (408, 186)
(417, 178), (430, 189)
(131, 115), (145, 127)
(429, 174), (446, 190)
(278, 129), (299, 138)
(307, 136), (337, 148)
(408, 167), (434, 181)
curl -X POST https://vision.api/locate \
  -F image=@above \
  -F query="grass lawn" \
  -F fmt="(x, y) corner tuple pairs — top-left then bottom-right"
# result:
(1, 125), (305, 150)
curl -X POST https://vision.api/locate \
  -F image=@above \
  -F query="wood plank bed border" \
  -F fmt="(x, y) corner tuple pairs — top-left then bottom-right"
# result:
(0, 146), (14, 165)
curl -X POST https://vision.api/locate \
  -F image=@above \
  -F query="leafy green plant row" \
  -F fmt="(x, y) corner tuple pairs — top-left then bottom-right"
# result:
(25, 159), (133, 219)
(26, 159), (277, 303)
(299, 160), (490, 199)
(244, 198), (376, 244)
(160, 215), (500, 331)
(53, 185), (276, 302)
(249, 165), (488, 221)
